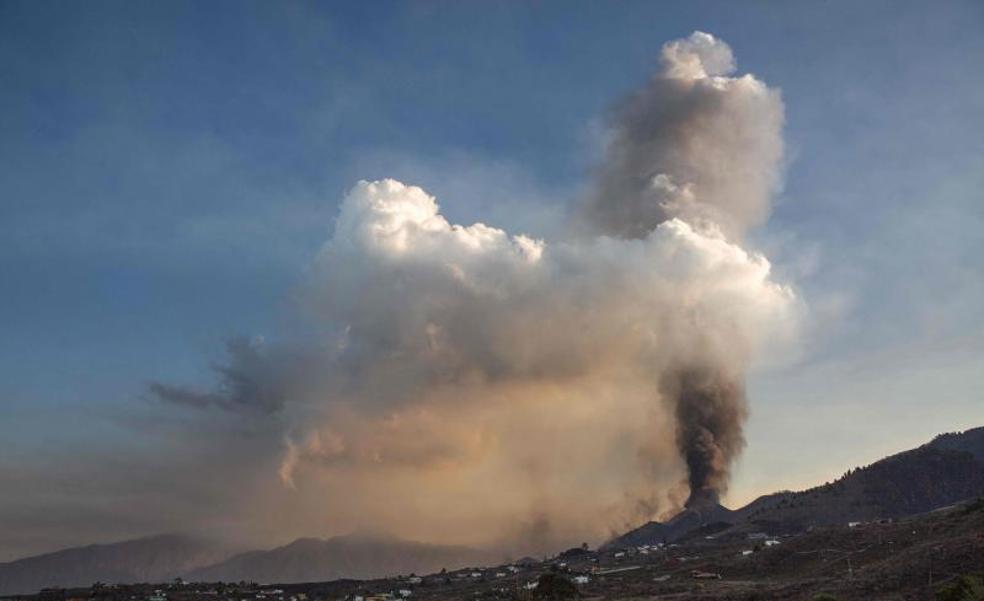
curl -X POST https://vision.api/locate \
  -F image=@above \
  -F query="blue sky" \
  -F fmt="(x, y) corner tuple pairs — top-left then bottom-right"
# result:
(1, 0), (982, 558)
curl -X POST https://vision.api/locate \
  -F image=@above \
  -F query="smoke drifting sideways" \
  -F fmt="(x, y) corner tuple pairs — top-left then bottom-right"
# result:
(152, 32), (799, 550)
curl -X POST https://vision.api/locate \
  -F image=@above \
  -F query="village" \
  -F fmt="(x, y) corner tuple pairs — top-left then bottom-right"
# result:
(8, 498), (983, 601)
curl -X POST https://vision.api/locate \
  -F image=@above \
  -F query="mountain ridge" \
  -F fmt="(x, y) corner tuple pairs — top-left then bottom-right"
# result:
(4, 426), (982, 594)
(603, 426), (984, 548)
(0, 534), (229, 596)
(185, 533), (497, 584)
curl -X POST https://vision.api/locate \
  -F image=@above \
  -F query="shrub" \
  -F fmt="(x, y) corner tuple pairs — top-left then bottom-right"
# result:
(534, 572), (578, 600)
(937, 574), (984, 601)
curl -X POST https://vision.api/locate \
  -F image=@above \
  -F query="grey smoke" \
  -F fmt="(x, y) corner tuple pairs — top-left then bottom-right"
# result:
(580, 31), (784, 507)
(149, 31), (796, 548)
(150, 338), (288, 415)
(581, 31), (783, 241)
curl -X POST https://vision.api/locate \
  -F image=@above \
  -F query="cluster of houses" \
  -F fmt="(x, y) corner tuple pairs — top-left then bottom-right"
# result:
(32, 581), (316, 601)
(339, 562), (549, 601)
(737, 532), (782, 558)
(611, 541), (667, 561)
(23, 528), (817, 601)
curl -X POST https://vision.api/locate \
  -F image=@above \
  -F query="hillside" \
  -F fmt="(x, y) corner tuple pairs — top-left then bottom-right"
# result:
(606, 426), (984, 547)
(602, 503), (735, 549)
(16, 499), (984, 601)
(5, 427), (982, 594)
(738, 426), (984, 533)
(0, 534), (228, 596)
(929, 426), (984, 461)
(187, 534), (497, 584)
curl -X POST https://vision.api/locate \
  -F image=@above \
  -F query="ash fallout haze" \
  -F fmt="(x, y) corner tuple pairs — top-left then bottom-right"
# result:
(150, 30), (797, 551)
(0, 0), (982, 572)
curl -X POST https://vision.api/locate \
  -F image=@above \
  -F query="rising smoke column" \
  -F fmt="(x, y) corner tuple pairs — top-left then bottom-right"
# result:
(661, 367), (748, 507)
(152, 32), (797, 547)
(582, 31), (784, 507)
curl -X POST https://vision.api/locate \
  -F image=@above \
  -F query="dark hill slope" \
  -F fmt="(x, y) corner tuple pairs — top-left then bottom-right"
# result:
(187, 534), (497, 584)
(929, 426), (984, 461)
(602, 503), (735, 549)
(606, 426), (984, 547)
(0, 534), (229, 596)
(739, 427), (984, 533)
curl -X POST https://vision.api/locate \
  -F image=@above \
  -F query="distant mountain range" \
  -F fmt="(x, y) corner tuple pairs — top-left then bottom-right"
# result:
(0, 534), (228, 596)
(186, 534), (496, 584)
(3, 426), (982, 595)
(604, 426), (984, 548)
(0, 533), (495, 596)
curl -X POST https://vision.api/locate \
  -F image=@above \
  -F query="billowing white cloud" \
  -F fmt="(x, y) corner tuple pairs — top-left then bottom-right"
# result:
(152, 32), (800, 551)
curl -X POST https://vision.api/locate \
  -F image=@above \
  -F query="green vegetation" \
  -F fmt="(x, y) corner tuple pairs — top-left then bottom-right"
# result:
(533, 572), (578, 600)
(812, 594), (840, 601)
(937, 573), (984, 601)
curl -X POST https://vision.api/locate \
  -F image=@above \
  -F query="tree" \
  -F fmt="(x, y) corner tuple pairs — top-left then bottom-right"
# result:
(534, 573), (577, 600)
(937, 574), (984, 601)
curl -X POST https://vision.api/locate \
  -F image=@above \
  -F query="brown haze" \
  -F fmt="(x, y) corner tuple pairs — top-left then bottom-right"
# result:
(150, 32), (799, 555)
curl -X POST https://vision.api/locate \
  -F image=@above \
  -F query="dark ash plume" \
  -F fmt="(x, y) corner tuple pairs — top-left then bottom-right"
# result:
(663, 367), (748, 508)
(581, 31), (783, 241)
(142, 31), (795, 551)
(581, 31), (783, 508)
